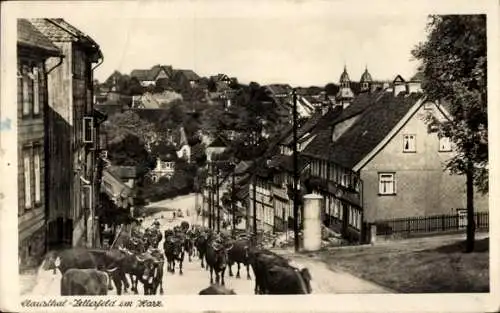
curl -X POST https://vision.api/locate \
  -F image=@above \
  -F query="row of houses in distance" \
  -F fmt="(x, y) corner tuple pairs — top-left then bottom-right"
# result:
(17, 18), (105, 269)
(227, 67), (488, 243)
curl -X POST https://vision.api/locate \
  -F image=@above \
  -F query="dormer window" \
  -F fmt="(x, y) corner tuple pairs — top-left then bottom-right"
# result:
(403, 134), (416, 153)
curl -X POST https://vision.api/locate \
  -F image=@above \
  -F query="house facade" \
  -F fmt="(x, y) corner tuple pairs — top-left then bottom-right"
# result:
(303, 76), (488, 242)
(17, 19), (62, 269)
(30, 18), (103, 249)
(131, 65), (174, 87)
(354, 97), (488, 223)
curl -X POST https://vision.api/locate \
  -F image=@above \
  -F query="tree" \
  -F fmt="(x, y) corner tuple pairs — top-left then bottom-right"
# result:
(411, 15), (487, 252)
(106, 110), (157, 146)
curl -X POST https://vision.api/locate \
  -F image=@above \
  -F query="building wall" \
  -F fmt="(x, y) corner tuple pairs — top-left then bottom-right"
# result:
(18, 49), (49, 269)
(361, 103), (488, 223)
(45, 41), (98, 248)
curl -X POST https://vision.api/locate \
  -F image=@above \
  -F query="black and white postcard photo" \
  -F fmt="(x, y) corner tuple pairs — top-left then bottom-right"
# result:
(0, 0), (498, 312)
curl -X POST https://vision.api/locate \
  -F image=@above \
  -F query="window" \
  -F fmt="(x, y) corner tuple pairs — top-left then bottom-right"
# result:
(403, 134), (416, 152)
(23, 151), (32, 209)
(32, 67), (40, 115)
(82, 117), (94, 143)
(34, 148), (41, 204)
(22, 65), (32, 116)
(439, 136), (452, 152)
(379, 173), (396, 195)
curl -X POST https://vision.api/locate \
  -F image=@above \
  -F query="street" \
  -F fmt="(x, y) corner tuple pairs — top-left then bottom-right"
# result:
(22, 194), (390, 295)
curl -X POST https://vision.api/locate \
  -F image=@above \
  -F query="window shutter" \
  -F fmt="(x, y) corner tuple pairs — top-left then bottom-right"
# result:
(34, 149), (41, 203)
(24, 152), (32, 209)
(22, 68), (30, 116)
(33, 67), (40, 115)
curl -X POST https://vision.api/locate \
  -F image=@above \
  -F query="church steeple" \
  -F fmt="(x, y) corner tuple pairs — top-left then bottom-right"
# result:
(336, 65), (354, 108)
(339, 64), (351, 88)
(360, 65), (373, 92)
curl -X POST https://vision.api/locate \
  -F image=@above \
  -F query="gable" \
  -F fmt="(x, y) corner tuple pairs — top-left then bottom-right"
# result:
(360, 101), (455, 172)
(393, 74), (406, 84)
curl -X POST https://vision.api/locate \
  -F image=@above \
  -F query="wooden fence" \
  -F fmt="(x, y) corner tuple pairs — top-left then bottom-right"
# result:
(375, 211), (489, 237)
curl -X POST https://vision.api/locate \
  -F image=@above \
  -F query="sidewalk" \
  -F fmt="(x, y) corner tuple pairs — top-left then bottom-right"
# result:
(271, 247), (394, 294)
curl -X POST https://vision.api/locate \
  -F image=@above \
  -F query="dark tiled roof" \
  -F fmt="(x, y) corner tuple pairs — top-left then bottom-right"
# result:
(130, 69), (151, 81)
(303, 92), (424, 168)
(29, 19), (101, 57)
(109, 165), (139, 179)
(17, 19), (60, 55)
(132, 65), (173, 81)
(268, 154), (308, 173)
(281, 107), (342, 146)
(176, 69), (200, 81)
(208, 135), (229, 148)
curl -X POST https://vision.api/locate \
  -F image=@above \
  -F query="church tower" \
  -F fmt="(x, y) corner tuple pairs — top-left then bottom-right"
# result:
(336, 65), (354, 108)
(360, 66), (373, 92)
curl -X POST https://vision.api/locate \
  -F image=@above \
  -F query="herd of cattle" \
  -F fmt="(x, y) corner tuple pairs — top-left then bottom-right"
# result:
(42, 221), (312, 296)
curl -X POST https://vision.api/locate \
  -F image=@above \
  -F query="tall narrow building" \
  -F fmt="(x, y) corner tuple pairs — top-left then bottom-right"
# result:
(336, 65), (354, 108)
(360, 66), (373, 92)
(17, 19), (62, 270)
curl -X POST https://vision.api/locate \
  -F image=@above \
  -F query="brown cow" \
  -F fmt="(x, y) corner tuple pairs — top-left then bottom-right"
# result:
(60, 268), (109, 295)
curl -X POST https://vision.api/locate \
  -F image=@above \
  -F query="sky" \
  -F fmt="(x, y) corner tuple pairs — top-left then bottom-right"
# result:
(61, 2), (431, 87)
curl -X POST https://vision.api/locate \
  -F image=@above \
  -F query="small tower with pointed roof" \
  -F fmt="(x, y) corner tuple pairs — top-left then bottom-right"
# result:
(360, 65), (373, 92)
(336, 65), (354, 108)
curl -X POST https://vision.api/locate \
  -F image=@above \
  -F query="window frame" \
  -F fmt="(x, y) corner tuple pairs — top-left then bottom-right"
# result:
(402, 134), (416, 153)
(23, 149), (32, 210)
(32, 66), (40, 116)
(33, 146), (42, 205)
(378, 172), (396, 196)
(438, 136), (452, 152)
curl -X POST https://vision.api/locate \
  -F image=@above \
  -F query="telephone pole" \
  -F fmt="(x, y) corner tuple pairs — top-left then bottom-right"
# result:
(292, 88), (300, 253)
(216, 168), (220, 232)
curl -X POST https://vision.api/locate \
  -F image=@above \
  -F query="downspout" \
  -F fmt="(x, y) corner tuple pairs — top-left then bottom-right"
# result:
(46, 55), (65, 74)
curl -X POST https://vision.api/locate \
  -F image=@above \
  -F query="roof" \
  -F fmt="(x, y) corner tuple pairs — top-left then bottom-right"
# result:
(131, 65), (173, 81)
(108, 165), (139, 180)
(281, 108), (341, 146)
(339, 66), (350, 83)
(268, 154), (308, 173)
(265, 84), (292, 96)
(207, 135), (229, 148)
(17, 19), (61, 55)
(302, 91), (424, 168)
(360, 68), (373, 83)
(29, 18), (101, 58)
(175, 69), (200, 81)
(234, 161), (251, 175)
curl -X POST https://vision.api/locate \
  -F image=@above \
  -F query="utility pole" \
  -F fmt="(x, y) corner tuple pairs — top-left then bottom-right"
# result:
(216, 168), (220, 232)
(292, 88), (300, 253)
(231, 164), (236, 231)
(208, 162), (212, 229)
(252, 174), (257, 237)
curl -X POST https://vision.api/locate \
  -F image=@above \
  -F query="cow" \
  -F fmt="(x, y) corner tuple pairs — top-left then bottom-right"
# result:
(164, 234), (185, 274)
(195, 232), (209, 269)
(264, 265), (312, 294)
(44, 248), (127, 295)
(138, 250), (165, 295)
(180, 221), (190, 232)
(183, 230), (196, 262)
(145, 227), (163, 249)
(198, 284), (236, 295)
(227, 238), (252, 280)
(205, 237), (233, 286)
(60, 268), (109, 295)
(249, 248), (289, 294)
